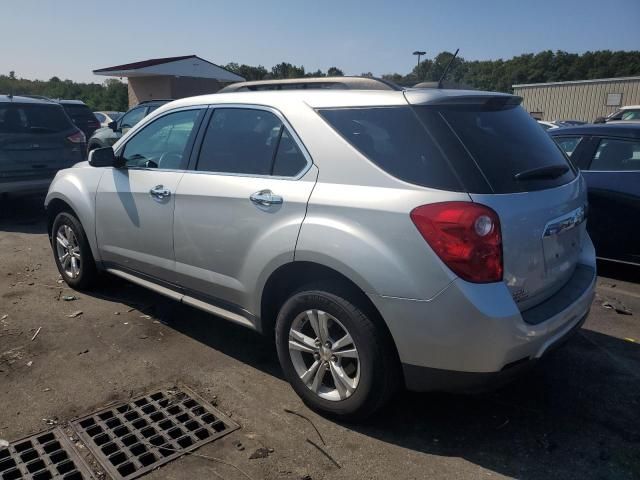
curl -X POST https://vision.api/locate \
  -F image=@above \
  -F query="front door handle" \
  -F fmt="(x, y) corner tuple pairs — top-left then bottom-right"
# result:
(149, 185), (171, 199)
(250, 189), (283, 206)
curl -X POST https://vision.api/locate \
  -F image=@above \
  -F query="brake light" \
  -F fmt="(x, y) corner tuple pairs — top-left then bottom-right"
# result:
(66, 130), (86, 144)
(410, 202), (503, 283)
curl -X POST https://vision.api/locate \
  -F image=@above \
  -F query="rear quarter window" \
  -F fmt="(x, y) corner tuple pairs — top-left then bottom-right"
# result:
(317, 106), (463, 191)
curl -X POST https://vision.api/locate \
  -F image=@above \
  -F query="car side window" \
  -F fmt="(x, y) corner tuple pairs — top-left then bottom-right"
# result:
(121, 109), (202, 170)
(272, 128), (307, 176)
(621, 110), (640, 121)
(553, 136), (583, 158)
(119, 107), (146, 130)
(589, 138), (640, 171)
(195, 108), (306, 176)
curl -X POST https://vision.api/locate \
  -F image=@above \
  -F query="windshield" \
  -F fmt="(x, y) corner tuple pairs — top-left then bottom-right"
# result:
(0, 103), (73, 134)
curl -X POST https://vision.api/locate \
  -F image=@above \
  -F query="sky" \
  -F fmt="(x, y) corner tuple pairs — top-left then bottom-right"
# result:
(3, 0), (640, 84)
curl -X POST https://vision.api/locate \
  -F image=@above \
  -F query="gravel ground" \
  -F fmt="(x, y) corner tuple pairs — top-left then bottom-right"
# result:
(1, 194), (639, 480)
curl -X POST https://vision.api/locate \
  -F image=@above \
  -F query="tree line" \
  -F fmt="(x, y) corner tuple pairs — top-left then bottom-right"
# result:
(2, 50), (638, 111)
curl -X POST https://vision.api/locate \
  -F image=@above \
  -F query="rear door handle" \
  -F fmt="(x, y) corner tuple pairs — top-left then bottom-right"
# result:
(250, 189), (283, 206)
(149, 185), (171, 199)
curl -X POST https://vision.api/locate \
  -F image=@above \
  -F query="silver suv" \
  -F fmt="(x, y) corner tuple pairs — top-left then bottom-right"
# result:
(45, 87), (596, 419)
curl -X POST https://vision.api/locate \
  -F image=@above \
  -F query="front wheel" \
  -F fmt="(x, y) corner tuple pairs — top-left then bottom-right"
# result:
(275, 285), (399, 420)
(51, 211), (97, 290)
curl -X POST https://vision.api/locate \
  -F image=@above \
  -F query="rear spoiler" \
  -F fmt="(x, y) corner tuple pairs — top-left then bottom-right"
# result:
(404, 90), (522, 107)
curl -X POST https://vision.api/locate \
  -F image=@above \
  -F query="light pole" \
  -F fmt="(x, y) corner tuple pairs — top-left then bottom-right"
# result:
(413, 50), (426, 69)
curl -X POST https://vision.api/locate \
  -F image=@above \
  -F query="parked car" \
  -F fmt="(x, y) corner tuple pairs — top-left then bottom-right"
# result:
(46, 84), (595, 419)
(538, 120), (558, 130)
(87, 100), (170, 151)
(57, 100), (101, 140)
(553, 120), (587, 127)
(538, 120), (585, 130)
(94, 111), (123, 128)
(0, 95), (86, 194)
(595, 105), (640, 123)
(550, 123), (640, 265)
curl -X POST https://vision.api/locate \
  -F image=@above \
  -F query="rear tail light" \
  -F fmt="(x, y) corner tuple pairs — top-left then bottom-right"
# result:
(410, 202), (503, 283)
(66, 130), (86, 144)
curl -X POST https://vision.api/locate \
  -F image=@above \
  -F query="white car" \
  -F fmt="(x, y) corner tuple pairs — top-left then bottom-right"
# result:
(604, 105), (640, 122)
(537, 120), (558, 130)
(93, 111), (123, 128)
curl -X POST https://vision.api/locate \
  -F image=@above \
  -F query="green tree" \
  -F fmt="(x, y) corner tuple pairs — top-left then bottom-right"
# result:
(327, 67), (344, 76)
(270, 62), (306, 79)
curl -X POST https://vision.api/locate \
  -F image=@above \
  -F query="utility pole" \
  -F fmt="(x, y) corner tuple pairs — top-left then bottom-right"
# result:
(413, 50), (426, 70)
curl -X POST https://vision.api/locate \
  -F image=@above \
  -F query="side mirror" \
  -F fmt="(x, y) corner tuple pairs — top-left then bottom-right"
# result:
(594, 116), (606, 124)
(108, 120), (119, 132)
(88, 147), (122, 168)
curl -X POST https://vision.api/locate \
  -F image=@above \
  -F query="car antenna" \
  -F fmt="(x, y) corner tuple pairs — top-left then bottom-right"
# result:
(437, 48), (460, 89)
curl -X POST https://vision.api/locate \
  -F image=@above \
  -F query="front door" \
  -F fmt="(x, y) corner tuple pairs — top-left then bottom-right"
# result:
(173, 106), (317, 313)
(95, 107), (204, 281)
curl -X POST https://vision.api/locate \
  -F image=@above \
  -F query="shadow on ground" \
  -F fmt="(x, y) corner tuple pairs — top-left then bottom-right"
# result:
(93, 275), (640, 480)
(3, 194), (639, 479)
(0, 193), (48, 234)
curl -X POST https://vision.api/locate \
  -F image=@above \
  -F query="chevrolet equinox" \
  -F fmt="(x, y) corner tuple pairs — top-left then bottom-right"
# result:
(45, 86), (596, 419)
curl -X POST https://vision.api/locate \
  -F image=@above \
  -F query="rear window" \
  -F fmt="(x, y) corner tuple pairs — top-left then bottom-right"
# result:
(0, 103), (73, 134)
(319, 103), (576, 193)
(416, 103), (576, 193)
(61, 104), (95, 122)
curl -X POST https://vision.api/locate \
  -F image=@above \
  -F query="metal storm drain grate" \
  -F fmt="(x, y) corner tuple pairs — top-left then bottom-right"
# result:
(0, 428), (94, 480)
(70, 387), (238, 480)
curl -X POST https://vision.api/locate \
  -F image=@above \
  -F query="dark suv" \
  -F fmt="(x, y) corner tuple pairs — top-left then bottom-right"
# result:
(0, 95), (86, 194)
(87, 99), (170, 151)
(58, 100), (101, 140)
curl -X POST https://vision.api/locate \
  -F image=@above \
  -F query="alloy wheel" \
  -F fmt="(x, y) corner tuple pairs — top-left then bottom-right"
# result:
(55, 224), (81, 279)
(288, 309), (360, 401)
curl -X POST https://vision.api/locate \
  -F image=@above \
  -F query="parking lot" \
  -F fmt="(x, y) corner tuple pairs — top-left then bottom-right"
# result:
(0, 194), (639, 480)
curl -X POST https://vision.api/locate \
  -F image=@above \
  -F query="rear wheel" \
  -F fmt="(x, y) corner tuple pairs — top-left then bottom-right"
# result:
(275, 284), (399, 420)
(51, 211), (97, 289)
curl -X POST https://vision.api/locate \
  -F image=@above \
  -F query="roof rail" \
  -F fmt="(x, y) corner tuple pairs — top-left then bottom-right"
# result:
(137, 99), (173, 105)
(219, 76), (403, 93)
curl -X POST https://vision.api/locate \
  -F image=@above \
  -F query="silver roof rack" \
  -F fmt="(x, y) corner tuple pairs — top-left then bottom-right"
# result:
(219, 76), (403, 93)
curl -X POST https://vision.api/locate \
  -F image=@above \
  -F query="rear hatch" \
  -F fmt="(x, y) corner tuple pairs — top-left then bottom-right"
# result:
(0, 102), (83, 182)
(406, 91), (587, 310)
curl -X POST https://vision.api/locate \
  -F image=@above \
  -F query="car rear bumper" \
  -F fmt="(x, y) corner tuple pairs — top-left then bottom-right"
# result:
(401, 310), (588, 392)
(0, 177), (54, 194)
(369, 256), (596, 392)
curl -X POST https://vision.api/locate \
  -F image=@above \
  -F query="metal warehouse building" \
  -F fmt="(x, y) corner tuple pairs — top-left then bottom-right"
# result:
(513, 76), (640, 123)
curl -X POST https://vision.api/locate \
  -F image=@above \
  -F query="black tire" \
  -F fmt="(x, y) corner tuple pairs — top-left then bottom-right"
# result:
(275, 283), (399, 420)
(51, 211), (97, 290)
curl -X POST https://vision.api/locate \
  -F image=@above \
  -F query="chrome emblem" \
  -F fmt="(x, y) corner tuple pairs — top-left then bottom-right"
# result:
(543, 206), (586, 237)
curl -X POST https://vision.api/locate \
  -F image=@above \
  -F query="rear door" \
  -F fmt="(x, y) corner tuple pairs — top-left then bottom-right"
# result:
(0, 103), (82, 183)
(407, 94), (587, 311)
(173, 106), (317, 312)
(96, 107), (204, 281)
(580, 136), (640, 263)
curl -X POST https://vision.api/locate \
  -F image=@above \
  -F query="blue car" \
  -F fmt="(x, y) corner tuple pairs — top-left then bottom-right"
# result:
(0, 95), (86, 194)
(550, 123), (640, 266)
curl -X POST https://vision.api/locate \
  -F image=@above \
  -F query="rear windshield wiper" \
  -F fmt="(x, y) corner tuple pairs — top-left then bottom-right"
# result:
(514, 164), (569, 181)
